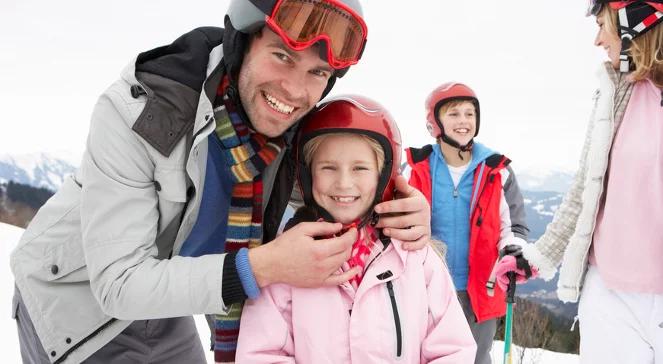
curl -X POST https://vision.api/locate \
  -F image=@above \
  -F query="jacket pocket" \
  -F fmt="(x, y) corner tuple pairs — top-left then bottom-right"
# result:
(43, 205), (88, 283)
(15, 175), (89, 283)
(44, 238), (88, 283)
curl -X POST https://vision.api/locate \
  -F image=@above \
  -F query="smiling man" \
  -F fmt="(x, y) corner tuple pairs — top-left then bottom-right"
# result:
(10, 1), (433, 363)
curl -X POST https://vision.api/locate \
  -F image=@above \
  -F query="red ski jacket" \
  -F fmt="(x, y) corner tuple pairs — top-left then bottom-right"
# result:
(406, 145), (528, 322)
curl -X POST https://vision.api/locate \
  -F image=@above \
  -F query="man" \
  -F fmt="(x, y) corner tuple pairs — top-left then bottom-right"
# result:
(11, 0), (431, 363)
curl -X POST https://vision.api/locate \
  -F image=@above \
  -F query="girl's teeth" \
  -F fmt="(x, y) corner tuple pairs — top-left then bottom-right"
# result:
(333, 196), (357, 203)
(264, 93), (294, 114)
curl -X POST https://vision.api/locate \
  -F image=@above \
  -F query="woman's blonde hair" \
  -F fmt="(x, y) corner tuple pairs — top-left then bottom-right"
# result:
(602, 6), (663, 87)
(303, 132), (385, 172)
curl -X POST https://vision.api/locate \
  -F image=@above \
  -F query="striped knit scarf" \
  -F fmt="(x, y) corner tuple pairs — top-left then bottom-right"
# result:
(213, 77), (284, 363)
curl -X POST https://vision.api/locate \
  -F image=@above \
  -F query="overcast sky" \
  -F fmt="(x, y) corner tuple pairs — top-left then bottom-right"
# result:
(0, 0), (606, 172)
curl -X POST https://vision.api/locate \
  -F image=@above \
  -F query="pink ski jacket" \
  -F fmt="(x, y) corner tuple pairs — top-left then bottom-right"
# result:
(236, 239), (477, 363)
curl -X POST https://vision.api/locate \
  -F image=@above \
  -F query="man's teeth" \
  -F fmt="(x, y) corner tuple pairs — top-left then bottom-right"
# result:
(454, 128), (469, 133)
(332, 196), (358, 203)
(264, 93), (294, 114)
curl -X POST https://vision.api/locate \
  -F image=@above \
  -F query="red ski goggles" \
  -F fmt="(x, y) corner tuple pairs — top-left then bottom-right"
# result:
(265, 0), (368, 69)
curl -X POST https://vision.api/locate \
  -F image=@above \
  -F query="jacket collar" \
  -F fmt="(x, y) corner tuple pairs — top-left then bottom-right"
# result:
(432, 141), (496, 173)
(121, 27), (226, 157)
(350, 237), (409, 302)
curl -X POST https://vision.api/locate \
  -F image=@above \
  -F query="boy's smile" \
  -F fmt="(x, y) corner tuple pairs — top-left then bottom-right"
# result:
(439, 101), (477, 146)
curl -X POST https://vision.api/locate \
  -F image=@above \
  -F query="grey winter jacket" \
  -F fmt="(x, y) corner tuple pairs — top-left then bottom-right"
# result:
(10, 27), (294, 364)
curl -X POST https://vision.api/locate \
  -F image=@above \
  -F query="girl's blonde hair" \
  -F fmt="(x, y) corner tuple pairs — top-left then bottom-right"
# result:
(303, 132), (385, 172)
(602, 6), (663, 87)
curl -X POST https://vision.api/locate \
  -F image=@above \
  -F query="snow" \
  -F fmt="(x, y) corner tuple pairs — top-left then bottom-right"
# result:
(515, 166), (575, 193)
(0, 222), (24, 363)
(0, 151), (81, 171)
(0, 154), (38, 183)
(491, 341), (578, 364)
(1, 223), (578, 363)
(0, 152), (77, 191)
(533, 203), (555, 216)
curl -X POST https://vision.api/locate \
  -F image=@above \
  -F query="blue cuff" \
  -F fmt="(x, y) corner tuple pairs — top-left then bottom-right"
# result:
(235, 247), (260, 300)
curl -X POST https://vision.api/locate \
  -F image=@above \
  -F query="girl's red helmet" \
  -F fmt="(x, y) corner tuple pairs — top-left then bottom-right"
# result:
(296, 95), (402, 211)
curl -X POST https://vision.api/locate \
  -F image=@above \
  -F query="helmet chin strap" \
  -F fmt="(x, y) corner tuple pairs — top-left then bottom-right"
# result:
(441, 133), (474, 161)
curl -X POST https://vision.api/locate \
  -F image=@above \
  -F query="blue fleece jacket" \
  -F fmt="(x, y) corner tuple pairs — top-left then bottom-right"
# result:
(430, 142), (495, 290)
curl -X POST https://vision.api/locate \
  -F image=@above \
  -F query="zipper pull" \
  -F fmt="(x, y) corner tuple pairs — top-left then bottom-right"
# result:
(570, 315), (579, 331)
(453, 188), (459, 198)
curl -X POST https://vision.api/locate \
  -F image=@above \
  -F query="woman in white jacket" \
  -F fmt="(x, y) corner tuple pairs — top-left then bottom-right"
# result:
(495, 1), (663, 363)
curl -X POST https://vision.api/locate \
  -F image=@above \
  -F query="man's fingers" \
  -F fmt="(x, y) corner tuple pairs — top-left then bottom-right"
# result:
(400, 234), (429, 251)
(375, 212), (425, 229)
(374, 196), (421, 215)
(374, 184), (428, 215)
(393, 175), (415, 197)
(293, 221), (343, 237)
(382, 225), (427, 242)
(322, 267), (361, 286)
(316, 227), (356, 257)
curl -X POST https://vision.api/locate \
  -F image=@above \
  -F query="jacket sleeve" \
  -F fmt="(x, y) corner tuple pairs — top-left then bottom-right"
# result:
(497, 166), (529, 250)
(236, 284), (296, 363)
(420, 247), (477, 363)
(80, 87), (227, 319)
(524, 111), (595, 280)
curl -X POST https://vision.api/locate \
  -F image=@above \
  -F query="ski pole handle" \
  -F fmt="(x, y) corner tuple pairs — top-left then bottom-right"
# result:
(506, 271), (516, 304)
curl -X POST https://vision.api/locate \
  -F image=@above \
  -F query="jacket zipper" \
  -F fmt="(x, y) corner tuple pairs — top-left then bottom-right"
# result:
(386, 281), (402, 358)
(54, 318), (117, 364)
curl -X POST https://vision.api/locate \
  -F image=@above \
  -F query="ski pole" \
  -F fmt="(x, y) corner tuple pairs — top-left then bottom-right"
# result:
(503, 272), (517, 364)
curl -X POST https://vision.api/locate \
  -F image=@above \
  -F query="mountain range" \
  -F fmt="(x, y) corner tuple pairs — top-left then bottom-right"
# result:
(0, 152), (78, 192)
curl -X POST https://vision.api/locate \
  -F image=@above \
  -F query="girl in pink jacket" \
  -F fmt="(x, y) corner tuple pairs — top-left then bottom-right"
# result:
(236, 95), (476, 363)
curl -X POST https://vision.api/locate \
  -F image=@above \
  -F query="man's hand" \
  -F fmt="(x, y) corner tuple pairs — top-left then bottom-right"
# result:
(374, 175), (431, 251)
(248, 221), (360, 288)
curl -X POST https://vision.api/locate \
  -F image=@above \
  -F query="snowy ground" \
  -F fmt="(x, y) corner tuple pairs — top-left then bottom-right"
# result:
(1, 222), (22, 363)
(2, 222), (577, 363)
(490, 341), (578, 364)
